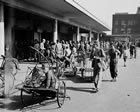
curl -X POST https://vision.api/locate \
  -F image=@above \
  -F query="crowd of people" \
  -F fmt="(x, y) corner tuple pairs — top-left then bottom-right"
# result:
(29, 39), (138, 92)
(0, 38), (137, 98)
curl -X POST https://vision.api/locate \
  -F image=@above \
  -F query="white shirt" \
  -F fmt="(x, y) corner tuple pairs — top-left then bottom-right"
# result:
(40, 42), (45, 50)
(65, 48), (71, 57)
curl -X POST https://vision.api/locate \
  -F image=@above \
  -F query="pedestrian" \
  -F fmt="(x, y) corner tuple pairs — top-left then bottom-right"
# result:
(134, 43), (137, 58)
(34, 39), (40, 62)
(40, 39), (46, 62)
(129, 43), (134, 59)
(55, 40), (63, 58)
(64, 46), (72, 68)
(41, 64), (57, 89)
(123, 46), (128, 67)
(90, 40), (106, 92)
(44, 40), (51, 57)
(108, 43), (120, 81)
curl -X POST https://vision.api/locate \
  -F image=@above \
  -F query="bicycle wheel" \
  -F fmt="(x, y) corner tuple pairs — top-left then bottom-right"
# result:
(56, 81), (66, 108)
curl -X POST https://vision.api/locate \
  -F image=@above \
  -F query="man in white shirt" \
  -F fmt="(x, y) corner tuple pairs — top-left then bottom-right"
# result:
(40, 39), (46, 51)
(55, 40), (63, 58)
(40, 39), (46, 62)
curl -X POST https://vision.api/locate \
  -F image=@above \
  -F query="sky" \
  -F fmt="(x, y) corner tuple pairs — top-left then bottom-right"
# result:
(76, 0), (140, 33)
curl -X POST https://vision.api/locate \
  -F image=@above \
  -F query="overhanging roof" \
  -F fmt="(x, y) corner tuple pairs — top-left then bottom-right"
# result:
(2, 0), (111, 32)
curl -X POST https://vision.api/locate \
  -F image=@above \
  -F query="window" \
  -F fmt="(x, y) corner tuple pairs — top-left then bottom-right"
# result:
(114, 20), (118, 25)
(121, 20), (125, 25)
(127, 28), (131, 34)
(114, 28), (118, 33)
(133, 20), (137, 25)
(128, 20), (133, 25)
(121, 28), (125, 33)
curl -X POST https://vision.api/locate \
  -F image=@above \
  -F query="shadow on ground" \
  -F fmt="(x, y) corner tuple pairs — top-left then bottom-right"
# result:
(102, 79), (112, 82)
(66, 86), (97, 93)
(64, 73), (94, 83)
(0, 94), (61, 111)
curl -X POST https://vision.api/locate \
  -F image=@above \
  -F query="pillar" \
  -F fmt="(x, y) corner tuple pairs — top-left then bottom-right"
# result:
(0, 3), (5, 59)
(0, 3), (4, 95)
(4, 6), (15, 97)
(77, 26), (80, 42)
(5, 7), (15, 58)
(89, 31), (92, 42)
(53, 19), (58, 43)
(97, 33), (100, 41)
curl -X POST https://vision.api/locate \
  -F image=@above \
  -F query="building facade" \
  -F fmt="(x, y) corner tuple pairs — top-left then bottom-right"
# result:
(112, 7), (140, 42)
(0, 0), (110, 61)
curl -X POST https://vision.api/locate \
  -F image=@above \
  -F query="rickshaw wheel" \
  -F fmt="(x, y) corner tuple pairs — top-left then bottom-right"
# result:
(57, 81), (66, 108)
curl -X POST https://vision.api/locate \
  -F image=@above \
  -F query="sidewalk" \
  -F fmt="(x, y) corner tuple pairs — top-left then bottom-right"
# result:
(1, 48), (140, 112)
(13, 48), (131, 94)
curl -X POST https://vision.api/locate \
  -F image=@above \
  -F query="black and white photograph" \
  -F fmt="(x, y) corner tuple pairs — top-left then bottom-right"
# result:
(0, 0), (140, 112)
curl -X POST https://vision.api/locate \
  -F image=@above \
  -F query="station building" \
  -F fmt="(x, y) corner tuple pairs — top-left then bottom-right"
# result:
(0, 0), (110, 60)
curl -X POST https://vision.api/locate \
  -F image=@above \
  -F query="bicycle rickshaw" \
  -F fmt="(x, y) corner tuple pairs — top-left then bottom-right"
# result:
(74, 50), (94, 81)
(16, 47), (66, 108)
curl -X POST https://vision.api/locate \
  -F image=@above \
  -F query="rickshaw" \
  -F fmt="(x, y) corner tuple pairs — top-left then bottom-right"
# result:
(74, 50), (93, 81)
(16, 47), (66, 108)
(51, 49), (77, 77)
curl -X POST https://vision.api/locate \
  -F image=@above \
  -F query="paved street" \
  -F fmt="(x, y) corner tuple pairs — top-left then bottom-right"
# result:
(1, 49), (140, 112)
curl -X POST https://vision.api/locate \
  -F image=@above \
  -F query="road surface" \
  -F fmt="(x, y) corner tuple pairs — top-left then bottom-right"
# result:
(0, 49), (140, 112)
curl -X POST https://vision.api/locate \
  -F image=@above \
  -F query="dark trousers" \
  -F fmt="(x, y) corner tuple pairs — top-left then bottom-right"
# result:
(110, 61), (118, 79)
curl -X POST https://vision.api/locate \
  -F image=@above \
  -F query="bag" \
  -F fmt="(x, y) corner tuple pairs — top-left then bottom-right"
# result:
(96, 60), (107, 71)
(100, 60), (107, 71)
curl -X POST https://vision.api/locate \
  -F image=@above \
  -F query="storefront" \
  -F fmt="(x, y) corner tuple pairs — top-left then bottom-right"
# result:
(0, 0), (110, 60)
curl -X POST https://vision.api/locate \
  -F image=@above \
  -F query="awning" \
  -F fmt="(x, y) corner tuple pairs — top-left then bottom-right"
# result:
(2, 0), (111, 32)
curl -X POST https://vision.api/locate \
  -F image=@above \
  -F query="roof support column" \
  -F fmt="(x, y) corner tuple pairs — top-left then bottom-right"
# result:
(89, 31), (92, 42)
(77, 26), (80, 42)
(0, 2), (4, 58)
(53, 19), (58, 43)
(97, 33), (100, 41)
(4, 6), (16, 98)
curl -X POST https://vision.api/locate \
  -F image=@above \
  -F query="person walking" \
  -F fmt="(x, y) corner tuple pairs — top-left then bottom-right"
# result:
(44, 40), (51, 57)
(40, 39), (46, 62)
(134, 43), (137, 58)
(34, 39), (40, 62)
(123, 46), (128, 67)
(90, 40), (106, 92)
(129, 43), (134, 59)
(55, 40), (63, 58)
(64, 46), (72, 68)
(108, 43), (120, 81)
